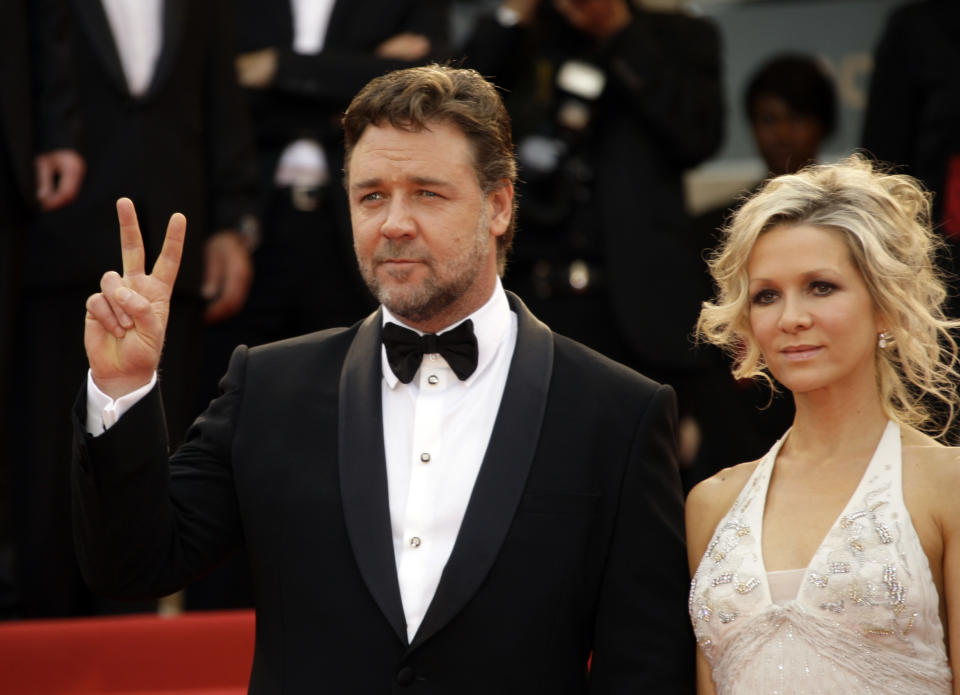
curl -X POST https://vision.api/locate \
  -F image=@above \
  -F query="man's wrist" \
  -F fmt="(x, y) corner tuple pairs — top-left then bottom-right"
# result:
(91, 372), (155, 402)
(86, 370), (157, 435)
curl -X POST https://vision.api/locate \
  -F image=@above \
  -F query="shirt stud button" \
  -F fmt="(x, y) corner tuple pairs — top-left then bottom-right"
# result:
(409, 536), (421, 548)
(427, 374), (439, 385)
(420, 452), (431, 463)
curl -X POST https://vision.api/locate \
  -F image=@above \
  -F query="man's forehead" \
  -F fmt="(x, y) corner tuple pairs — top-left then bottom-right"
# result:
(354, 120), (465, 149)
(347, 121), (477, 181)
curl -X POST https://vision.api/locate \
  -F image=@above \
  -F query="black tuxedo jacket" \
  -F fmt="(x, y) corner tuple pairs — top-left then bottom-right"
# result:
(72, 294), (694, 693)
(27, 0), (257, 295)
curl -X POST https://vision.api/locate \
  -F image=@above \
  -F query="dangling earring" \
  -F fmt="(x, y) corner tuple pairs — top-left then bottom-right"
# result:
(878, 331), (892, 349)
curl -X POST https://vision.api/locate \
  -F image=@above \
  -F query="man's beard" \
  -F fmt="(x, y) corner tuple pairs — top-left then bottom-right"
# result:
(358, 214), (490, 324)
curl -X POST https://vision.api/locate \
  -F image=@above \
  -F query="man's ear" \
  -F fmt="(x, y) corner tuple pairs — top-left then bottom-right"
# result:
(487, 180), (514, 238)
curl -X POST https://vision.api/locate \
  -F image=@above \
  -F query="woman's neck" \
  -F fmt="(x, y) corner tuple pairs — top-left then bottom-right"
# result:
(785, 388), (889, 464)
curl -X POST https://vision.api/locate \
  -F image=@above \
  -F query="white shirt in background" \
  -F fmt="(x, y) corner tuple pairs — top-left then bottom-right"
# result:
(274, 0), (337, 188)
(99, 0), (164, 97)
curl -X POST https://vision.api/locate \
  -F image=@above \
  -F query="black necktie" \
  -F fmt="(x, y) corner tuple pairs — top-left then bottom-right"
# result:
(382, 320), (479, 384)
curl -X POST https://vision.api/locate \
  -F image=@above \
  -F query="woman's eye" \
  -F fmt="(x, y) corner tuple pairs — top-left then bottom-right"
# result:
(752, 289), (778, 305)
(810, 281), (836, 296)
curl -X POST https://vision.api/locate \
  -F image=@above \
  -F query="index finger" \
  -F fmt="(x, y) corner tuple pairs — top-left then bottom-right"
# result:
(117, 197), (146, 277)
(150, 211), (186, 288)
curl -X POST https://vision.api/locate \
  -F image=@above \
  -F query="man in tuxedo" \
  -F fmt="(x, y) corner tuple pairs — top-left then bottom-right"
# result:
(74, 65), (693, 693)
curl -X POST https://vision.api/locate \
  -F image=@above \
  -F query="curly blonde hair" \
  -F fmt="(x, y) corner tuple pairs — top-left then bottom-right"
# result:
(698, 154), (960, 436)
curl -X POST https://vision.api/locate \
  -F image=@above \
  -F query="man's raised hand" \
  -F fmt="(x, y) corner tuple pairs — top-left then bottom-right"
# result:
(84, 198), (185, 399)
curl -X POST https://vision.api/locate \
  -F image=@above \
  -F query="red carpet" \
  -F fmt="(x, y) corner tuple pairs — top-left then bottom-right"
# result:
(0, 610), (254, 694)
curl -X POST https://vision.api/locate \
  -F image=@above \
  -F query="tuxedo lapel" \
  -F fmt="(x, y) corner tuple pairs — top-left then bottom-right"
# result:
(410, 292), (555, 649)
(70, 0), (128, 95)
(145, 0), (186, 98)
(338, 309), (407, 643)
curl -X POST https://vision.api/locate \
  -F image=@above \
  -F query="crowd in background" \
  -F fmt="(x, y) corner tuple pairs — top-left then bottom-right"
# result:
(1, 0), (957, 621)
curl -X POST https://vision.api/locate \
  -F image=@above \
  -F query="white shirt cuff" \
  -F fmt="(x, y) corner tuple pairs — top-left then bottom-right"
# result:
(85, 370), (158, 436)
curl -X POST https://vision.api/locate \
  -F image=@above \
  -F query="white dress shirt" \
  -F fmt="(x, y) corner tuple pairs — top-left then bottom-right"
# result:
(289, 0), (335, 54)
(86, 280), (518, 642)
(100, 0), (164, 96)
(381, 280), (516, 640)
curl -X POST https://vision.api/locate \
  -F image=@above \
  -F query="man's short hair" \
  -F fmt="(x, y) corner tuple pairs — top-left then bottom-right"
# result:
(342, 64), (518, 274)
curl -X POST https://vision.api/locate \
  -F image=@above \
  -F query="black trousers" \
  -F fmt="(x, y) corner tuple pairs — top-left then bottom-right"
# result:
(0, 219), (25, 618)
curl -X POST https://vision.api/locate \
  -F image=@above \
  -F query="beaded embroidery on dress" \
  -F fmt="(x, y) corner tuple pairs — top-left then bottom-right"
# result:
(689, 421), (952, 694)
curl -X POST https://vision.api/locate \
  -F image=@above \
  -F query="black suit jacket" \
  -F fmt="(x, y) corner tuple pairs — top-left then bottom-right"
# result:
(27, 0), (258, 295)
(72, 294), (694, 693)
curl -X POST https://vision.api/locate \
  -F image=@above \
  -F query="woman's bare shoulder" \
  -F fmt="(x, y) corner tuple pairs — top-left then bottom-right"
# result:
(901, 427), (960, 516)
(902, 426), (960, 471)
(687, 460), (760, 512)
(686, 460), (760, 558)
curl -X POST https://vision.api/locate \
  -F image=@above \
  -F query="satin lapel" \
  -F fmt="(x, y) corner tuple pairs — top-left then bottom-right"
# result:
(145, 0), (186, 98)
(70, 0), (128, 95)
(410, 292), (555, 649)
(338, 309), (407, 643)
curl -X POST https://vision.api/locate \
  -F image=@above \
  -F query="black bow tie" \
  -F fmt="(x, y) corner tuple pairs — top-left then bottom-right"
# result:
(382, 320), (479, 384)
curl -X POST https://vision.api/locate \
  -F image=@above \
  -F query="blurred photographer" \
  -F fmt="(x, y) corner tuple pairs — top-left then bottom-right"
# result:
(461, 0), (723, 384)
(460, 0), (723, 440)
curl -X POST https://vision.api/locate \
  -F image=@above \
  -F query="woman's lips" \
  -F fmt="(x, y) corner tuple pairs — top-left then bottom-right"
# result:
(780, 345), (822, 361)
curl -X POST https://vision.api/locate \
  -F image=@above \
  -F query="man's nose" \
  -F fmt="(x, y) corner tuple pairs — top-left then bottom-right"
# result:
(380, 197), (416, 238)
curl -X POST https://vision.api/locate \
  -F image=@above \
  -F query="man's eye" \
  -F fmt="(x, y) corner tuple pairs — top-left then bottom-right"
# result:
(418, 190), (439, 198)
(361, 192), (384, 202)
(751, 289), (777, 305)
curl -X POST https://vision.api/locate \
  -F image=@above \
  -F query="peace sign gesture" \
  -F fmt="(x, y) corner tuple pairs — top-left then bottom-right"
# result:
(84, 198), (186, 399)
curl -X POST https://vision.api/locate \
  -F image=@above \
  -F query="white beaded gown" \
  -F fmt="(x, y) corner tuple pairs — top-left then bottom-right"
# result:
(689, 421), (953, 694)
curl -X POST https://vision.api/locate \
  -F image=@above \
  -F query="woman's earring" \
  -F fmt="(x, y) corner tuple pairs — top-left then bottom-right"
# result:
(878, 331), (892, 349)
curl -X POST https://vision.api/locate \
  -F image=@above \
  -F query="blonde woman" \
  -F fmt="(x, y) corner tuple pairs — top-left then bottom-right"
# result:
(687, 155), (960, 694)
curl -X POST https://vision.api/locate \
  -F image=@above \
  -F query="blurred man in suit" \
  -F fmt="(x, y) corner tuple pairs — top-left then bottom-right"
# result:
(1, 0), (85, 618)
(11, 0), (258, 617)
(204, 0), (450, 361)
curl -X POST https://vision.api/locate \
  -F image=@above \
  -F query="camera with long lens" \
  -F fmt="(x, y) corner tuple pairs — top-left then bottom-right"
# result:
(515, 59), (607, 296)
(517, 59), (606, 184)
